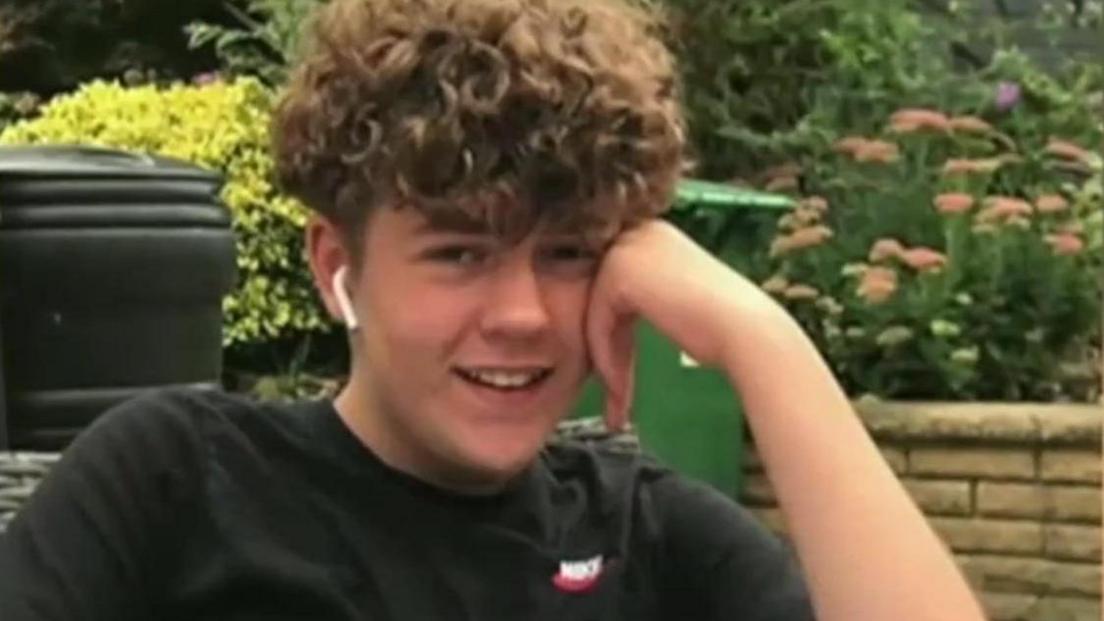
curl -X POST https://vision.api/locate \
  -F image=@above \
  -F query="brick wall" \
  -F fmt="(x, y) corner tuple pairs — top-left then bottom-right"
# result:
(741, 402), (1102, 621)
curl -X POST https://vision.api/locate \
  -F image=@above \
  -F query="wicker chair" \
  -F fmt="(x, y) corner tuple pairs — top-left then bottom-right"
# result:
(0, 418), (635, 534)
(0, 452), (61, 533)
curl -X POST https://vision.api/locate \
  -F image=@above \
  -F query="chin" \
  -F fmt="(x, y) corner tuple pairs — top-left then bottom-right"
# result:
(449, 425), (550, 483)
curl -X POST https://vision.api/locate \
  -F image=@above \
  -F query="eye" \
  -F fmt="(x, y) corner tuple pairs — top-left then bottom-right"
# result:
(542, 242), (598, 262)
(538, 241), (599, 275)
(540, 239), (596, 260)
(424, 245), (489, 266)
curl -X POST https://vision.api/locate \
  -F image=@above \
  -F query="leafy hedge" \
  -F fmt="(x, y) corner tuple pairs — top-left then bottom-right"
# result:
(5, 1), (1098, 401)
(0, 79), (332, 356)
(761, 108), (1101, 401)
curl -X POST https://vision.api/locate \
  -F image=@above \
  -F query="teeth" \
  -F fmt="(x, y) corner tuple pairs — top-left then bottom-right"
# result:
(460, 368), (547, 389)
(476, 370), (537, 387)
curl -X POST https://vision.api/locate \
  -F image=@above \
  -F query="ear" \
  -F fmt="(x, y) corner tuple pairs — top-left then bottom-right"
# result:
(306, 215), (353, 326)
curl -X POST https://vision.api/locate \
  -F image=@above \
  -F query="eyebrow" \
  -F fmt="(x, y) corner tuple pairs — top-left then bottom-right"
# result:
(409, 210), (615, 246)
(411, 214), (494, 236)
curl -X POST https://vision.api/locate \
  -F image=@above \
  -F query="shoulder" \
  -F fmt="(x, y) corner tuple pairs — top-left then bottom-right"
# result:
(82, 387), (306, 451)
(55, 388), (320, 491)
(650, 472), (786, 561)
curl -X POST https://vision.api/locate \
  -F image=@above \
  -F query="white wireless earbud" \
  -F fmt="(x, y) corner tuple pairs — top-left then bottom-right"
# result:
(332, 266), (360, 331)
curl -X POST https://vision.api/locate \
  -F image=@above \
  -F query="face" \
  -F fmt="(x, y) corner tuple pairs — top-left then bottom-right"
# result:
(331, 207), (604, 491)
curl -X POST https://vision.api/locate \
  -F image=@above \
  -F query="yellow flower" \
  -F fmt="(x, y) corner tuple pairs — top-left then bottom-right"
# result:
(876, 326), (915, 347)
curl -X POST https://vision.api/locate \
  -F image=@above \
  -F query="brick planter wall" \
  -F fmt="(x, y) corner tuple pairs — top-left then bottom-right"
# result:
(741, 402), (1102, 621)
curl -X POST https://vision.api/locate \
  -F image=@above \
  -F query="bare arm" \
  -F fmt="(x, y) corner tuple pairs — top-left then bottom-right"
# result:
(719, 301), (983, 620)
(586, 221), (985, 621)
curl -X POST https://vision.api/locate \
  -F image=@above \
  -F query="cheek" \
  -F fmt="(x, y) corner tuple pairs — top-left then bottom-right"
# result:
(371, 283), (478, 363)
(544, 283), (591, 354)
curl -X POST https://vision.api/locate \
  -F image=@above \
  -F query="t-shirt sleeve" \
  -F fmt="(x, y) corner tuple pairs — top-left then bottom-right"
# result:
(654, 474), (816, 621)
(0, 389), (206, 621)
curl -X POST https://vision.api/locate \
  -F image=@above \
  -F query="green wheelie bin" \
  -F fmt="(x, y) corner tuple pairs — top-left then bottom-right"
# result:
(572, 178), (793, 499)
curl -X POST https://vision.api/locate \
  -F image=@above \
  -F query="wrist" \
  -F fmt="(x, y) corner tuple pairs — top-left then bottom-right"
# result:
(717, 296), (807, 377)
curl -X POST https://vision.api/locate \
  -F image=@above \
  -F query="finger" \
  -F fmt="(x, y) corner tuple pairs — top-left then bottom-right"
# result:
(586, 292), (636, 432)
(607, 327), (636, 432)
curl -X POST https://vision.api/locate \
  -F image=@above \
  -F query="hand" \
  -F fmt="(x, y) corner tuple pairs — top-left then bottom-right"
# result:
(585, 220), (780, 430)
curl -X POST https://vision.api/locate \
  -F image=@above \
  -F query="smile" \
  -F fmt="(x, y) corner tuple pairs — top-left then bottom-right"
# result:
(453, 367), (553, 391)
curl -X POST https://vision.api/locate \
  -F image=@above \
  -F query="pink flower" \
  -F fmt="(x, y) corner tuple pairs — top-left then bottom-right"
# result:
(868, 238), (905, 263)
(1035, 194), (1070, 214)
(934, 193), (975, 215)
(761, 162), (803, 181)
(888, 108), (951, 134)
(995, 82), (1021, 111)
(833, 136), (870, 155)
(1045, 138), (1094, 164)
(942, 158), (1003, 176)
(783, 284), (820, 301)
(977, 196), (1033, 223)
(1045, 233), (1084, 256)
(192, 72), (221, 86)
(792, 208), (822, 226)
(899, 247), (948, 273)
(761, 275), (789, 294)
(853, 140), (900, 163)
(764, 175), (799, 192)
(948, 115), (993, 133)
(770, 226), (833, 256)
(857, 267), (898, 304)
(800, 196), (830, 212)
(1057, 221), (1084, 235)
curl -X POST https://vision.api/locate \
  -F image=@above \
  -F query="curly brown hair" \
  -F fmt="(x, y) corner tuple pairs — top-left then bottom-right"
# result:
(272, 0), (688, 248)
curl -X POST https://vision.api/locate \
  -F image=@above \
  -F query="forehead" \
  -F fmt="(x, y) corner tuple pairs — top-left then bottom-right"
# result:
(394, 201), (620, 242)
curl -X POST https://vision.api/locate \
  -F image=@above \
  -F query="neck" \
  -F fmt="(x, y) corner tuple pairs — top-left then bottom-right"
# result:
(333, 375), (514, 496)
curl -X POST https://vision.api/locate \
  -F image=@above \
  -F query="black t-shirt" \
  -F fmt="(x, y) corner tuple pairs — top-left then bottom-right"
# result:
(0, 388), (814, 620)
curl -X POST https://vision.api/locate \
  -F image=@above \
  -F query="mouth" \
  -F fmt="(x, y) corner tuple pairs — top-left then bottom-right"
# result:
(453, 366), (554, 392)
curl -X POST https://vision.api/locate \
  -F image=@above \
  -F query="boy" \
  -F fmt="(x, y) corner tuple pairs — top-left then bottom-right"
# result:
(0, 0), (985, 619)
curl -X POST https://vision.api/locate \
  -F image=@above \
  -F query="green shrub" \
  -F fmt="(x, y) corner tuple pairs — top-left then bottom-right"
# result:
(664, 0), (952, 179)
(0, 78), (334, 358)
(187, 0), (322, 85)
(0, 0), (226, 94)
(761, 106), (1101, 402)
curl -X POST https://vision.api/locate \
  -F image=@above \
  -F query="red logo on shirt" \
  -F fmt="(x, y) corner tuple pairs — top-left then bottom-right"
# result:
(552, 555), (604, 593)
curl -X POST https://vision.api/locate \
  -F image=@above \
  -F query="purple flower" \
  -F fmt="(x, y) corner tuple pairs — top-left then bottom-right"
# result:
(193, 72), (221, 86)
(994, 81), (1021, 112)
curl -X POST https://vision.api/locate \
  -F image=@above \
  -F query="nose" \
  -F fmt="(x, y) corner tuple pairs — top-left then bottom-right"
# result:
(479, 253), (552, 340)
